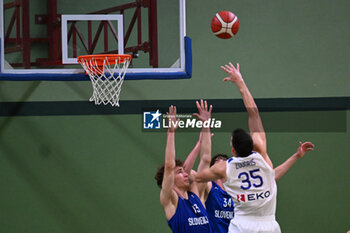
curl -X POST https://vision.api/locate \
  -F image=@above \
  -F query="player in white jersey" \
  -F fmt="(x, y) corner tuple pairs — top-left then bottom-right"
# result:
(195, 62), (314, 233)
(225, 148), (279, 232)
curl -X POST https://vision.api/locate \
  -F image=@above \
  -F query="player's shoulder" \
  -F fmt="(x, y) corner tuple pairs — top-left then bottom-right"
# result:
(227, 157), (234, 163)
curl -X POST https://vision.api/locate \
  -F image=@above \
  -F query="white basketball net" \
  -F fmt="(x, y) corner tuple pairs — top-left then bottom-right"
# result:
(79, 56), (131, 107)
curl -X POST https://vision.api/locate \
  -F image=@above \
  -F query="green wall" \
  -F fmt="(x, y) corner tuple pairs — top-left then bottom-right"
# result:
(1, 0), (350, 233)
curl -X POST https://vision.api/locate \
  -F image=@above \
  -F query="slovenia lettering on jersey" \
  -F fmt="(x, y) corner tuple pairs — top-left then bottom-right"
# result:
(214, 210), (234, 219)
(188, 216), (209, 226)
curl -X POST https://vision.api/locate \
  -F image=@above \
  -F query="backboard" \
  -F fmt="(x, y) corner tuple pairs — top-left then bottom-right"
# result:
(0, 0), (191, 80)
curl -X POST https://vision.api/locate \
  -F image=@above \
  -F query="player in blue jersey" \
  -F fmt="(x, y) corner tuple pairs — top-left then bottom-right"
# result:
(205, 154), (234, 233)
(155, 102), (214, 233)
(183, 147), (234, 233)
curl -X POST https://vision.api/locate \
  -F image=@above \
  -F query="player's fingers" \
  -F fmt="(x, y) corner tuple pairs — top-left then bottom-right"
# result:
(196, 100), (201, 110)
(237, 63), (240, 71)
(304, 142), (314, 147)
(221, 66), (229, 73)
(193, 113), (199, 119)
(204, 100), (208, 110)
(209, 105), (213, 113)
(229, 62), (235, 69)
(225, 64), (231, 71)
(223, 77), (230, 82)
(201, 99), (204, 109)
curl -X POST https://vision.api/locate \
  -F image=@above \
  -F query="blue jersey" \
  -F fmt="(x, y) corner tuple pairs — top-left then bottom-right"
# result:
(168, 191), (212, 233)
(205, 181), (234, 233)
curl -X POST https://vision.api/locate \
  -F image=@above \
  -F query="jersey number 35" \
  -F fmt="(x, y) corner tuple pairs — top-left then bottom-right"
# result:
(238, 169), (264, 190)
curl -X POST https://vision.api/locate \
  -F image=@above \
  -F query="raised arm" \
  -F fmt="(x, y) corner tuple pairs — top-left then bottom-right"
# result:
(193, 100), (213, 173)
(183, 134), (201, 175)
(160, 106), (179, 220)
(183, 131), (214, 179)
(275, 141), (314, 181)
(192, 100), (213, 201)
(221, 62), (273, 168)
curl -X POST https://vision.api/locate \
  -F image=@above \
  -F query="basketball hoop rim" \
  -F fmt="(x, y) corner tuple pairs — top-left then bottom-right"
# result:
(77, 54), (132, 65)
(76, 54), (132, 107)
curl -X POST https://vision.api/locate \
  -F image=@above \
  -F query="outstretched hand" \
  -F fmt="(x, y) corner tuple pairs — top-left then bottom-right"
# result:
(193, 99), (213, 123)
(221, 62), (243, 84)
(167, 105), (179, 132)
(296, 141), (315, 158)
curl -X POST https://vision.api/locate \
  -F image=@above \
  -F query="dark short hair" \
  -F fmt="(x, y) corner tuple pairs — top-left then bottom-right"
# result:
(154, 159), (184, 188)
(210, 154), (230, 167)
(231, 128), (253, 157)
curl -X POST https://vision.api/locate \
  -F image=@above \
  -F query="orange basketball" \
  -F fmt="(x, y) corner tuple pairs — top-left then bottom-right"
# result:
(211, 11), (239, 39)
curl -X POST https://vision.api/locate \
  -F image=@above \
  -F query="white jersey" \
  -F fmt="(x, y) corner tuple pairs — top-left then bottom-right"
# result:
(224, 152), (277, 217)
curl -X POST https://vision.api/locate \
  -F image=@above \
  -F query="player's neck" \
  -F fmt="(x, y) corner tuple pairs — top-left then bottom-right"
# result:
(173, 186), (189, 199)
(215, 179), (226, 190)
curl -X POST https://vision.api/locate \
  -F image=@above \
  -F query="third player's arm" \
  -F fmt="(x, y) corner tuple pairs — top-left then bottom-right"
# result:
(193, 100), (213, 174)
(193, 100), (213, 200)
(183, 135), (201, 175)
